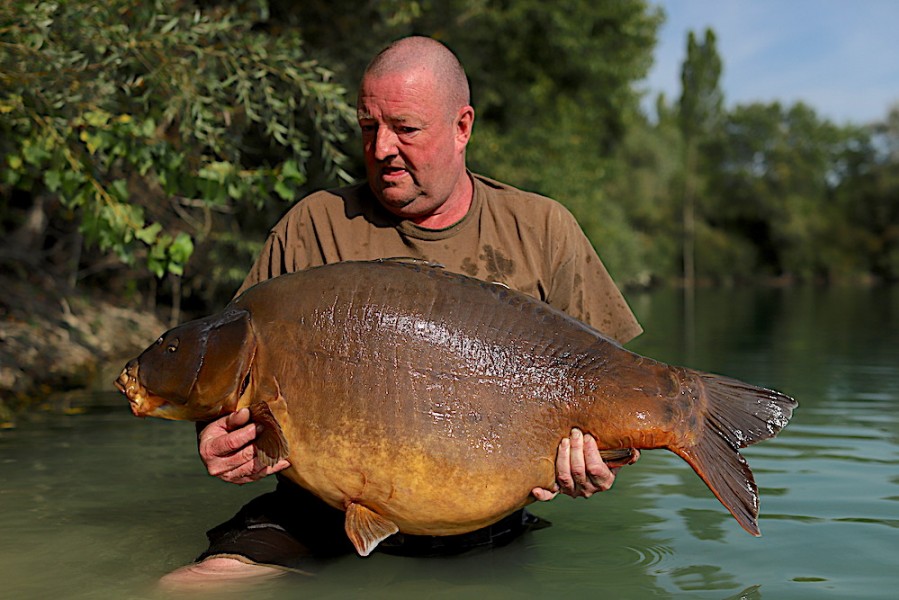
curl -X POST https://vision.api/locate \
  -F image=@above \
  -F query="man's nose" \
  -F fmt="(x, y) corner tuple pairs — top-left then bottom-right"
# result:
(373, 127), (398, 161)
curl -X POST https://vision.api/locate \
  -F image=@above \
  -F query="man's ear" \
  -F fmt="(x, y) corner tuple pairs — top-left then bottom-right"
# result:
(456, 105), (475, 147)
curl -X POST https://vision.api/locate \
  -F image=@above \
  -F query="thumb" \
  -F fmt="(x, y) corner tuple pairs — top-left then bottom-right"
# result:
(225, 407), (252, 431)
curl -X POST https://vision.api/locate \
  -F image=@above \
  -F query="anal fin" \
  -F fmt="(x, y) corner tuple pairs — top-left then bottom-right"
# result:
(248, 399), (289, 467)
(345, 502), (399, 557)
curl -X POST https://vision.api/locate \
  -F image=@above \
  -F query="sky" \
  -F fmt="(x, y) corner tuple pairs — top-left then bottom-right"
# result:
(644, 0), (899, 125)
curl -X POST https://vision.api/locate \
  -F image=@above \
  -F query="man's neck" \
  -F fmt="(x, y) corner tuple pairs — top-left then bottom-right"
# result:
(411, 173), (474, 230)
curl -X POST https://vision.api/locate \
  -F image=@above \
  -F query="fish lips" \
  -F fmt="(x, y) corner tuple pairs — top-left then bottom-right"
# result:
(115, 362), (169, 418)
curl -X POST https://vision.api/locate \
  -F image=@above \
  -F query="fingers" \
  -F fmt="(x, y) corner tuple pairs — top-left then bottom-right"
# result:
(198, 410), (264, 483)
(555, 436), (574, 494)
(583, 431), (615, 491)
(531, 482), (560, 502)
(200, 419), (257, 463)
(219, 458), (291, 485)
(556, 428), (618, 499)
(224, 407), (252, 430)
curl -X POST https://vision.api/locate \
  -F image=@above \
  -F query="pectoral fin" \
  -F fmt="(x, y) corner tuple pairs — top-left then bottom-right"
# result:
(344, 502), (399, 557)
(248, 400), (289, 467)
(599, 448), (638, 468)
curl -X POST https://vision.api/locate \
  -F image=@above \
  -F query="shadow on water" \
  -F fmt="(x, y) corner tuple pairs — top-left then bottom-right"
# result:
(2, 286), (898, 599)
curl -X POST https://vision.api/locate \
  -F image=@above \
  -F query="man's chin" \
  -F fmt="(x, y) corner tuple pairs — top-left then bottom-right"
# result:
(374, 188), (420, 215)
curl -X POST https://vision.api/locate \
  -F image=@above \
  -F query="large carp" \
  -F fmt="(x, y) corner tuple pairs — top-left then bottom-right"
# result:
(116, 259), (796, 556)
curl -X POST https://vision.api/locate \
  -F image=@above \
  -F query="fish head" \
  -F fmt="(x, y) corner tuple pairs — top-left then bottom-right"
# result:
(115, 308), (257, 421)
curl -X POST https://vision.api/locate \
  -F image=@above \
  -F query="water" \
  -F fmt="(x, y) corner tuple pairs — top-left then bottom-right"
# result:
(1, 286), (897, 599)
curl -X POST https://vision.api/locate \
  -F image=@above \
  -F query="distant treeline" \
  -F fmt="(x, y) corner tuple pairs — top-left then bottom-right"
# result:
(2, 0), (896, 316)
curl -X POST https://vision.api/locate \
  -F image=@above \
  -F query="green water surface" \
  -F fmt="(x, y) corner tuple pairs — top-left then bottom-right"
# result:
(1, 286), (897, 599)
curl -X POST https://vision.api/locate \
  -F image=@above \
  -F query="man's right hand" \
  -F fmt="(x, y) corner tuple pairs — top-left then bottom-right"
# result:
(198, 408), (290, 484)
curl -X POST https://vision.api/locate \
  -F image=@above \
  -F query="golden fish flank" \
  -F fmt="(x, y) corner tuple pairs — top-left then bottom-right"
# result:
(116, 259), (797, 556)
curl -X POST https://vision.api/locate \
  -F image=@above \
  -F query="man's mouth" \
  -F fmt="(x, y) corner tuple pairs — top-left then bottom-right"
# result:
(380, 165), (409, 182)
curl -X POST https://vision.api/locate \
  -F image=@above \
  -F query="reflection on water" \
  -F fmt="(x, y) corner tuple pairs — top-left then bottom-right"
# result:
(1, 286), (897, 599)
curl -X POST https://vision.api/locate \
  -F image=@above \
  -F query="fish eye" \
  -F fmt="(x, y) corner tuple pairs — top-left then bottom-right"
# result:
(166, 338), (179, 353)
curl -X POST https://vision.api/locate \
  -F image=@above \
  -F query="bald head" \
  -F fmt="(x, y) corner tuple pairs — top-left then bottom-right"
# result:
(363, 36), (470, 118)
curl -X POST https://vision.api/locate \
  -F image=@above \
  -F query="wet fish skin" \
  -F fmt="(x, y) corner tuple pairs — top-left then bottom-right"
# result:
(116, 260), (797, 556)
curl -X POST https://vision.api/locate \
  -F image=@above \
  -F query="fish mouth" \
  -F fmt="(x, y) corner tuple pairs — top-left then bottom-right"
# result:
(115, 363), (168, 418)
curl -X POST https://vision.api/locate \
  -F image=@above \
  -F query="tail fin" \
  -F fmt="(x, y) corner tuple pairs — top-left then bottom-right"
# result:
(673, 372), (797, 536)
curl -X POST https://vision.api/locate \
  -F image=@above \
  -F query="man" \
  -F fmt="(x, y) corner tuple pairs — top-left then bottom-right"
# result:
(163, 35), (641, 586)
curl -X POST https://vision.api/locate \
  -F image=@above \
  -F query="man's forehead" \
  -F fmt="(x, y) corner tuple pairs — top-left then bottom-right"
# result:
(358, 70), (442, 116)
(356, 108), (423, 123)
(357, 94), (437, 124)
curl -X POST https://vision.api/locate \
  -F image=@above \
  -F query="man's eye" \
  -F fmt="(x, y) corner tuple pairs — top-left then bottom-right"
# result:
(359, 123), (377, 133)
(397, 126), (419, 135)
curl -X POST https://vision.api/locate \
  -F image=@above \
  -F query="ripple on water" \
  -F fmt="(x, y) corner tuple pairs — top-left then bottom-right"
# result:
(622, 543), (676, 568)
(526, 540), (676, 576)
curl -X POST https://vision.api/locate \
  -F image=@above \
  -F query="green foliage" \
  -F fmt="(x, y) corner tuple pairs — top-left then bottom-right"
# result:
(830, 105), (899, 280)
(3, 0), (896, 310)
(618, 26), (896, 286)
(676, 28), (723, 285)
(459, 0), (664, 284)
(704, 102), (850, 280)
(678, 29), (724, 142)
(1, 0), (355, 280)
(604, 109), (684, 284)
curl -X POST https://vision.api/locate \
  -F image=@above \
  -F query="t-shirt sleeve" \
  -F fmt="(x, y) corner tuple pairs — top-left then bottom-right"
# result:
(545, 206), (643, 344)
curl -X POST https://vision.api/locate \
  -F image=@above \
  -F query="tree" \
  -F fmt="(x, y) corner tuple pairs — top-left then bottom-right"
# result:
(677, 28), (723, 287)
(832, 105), (899, 280)
(704, 101), (852, 281)
(1, 0), (356, 296)
(604, 94), (684, 285)
(457, 0), (664, 284)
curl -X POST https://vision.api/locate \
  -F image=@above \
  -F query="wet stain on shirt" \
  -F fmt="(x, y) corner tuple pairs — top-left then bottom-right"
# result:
(460, 257), (479, 277)
(480, 245), (514, 282)
(573, 273), (586, 317)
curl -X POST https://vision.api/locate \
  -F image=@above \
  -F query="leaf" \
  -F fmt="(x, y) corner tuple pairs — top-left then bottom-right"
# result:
(160, 16), (180, 34)
(141, 118), (156, 137)
(135, 222), (162, 244)
(84, 110), (111, 128)
(110, 179), (129, 201)
(281, 159), (303, 181)
(168, 232), (194, 265)
(83, 132), (103, 155)
(43, 170), (62, 192)
(274, 179), (293, 200)
(22, 141), (50, 166)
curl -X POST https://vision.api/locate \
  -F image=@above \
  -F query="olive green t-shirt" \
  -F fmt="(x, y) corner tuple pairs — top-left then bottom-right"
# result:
(238, 173), (642, 344)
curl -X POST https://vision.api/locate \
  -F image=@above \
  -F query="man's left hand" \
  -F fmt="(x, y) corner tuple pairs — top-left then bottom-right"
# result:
(531, 428), (640, 501)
